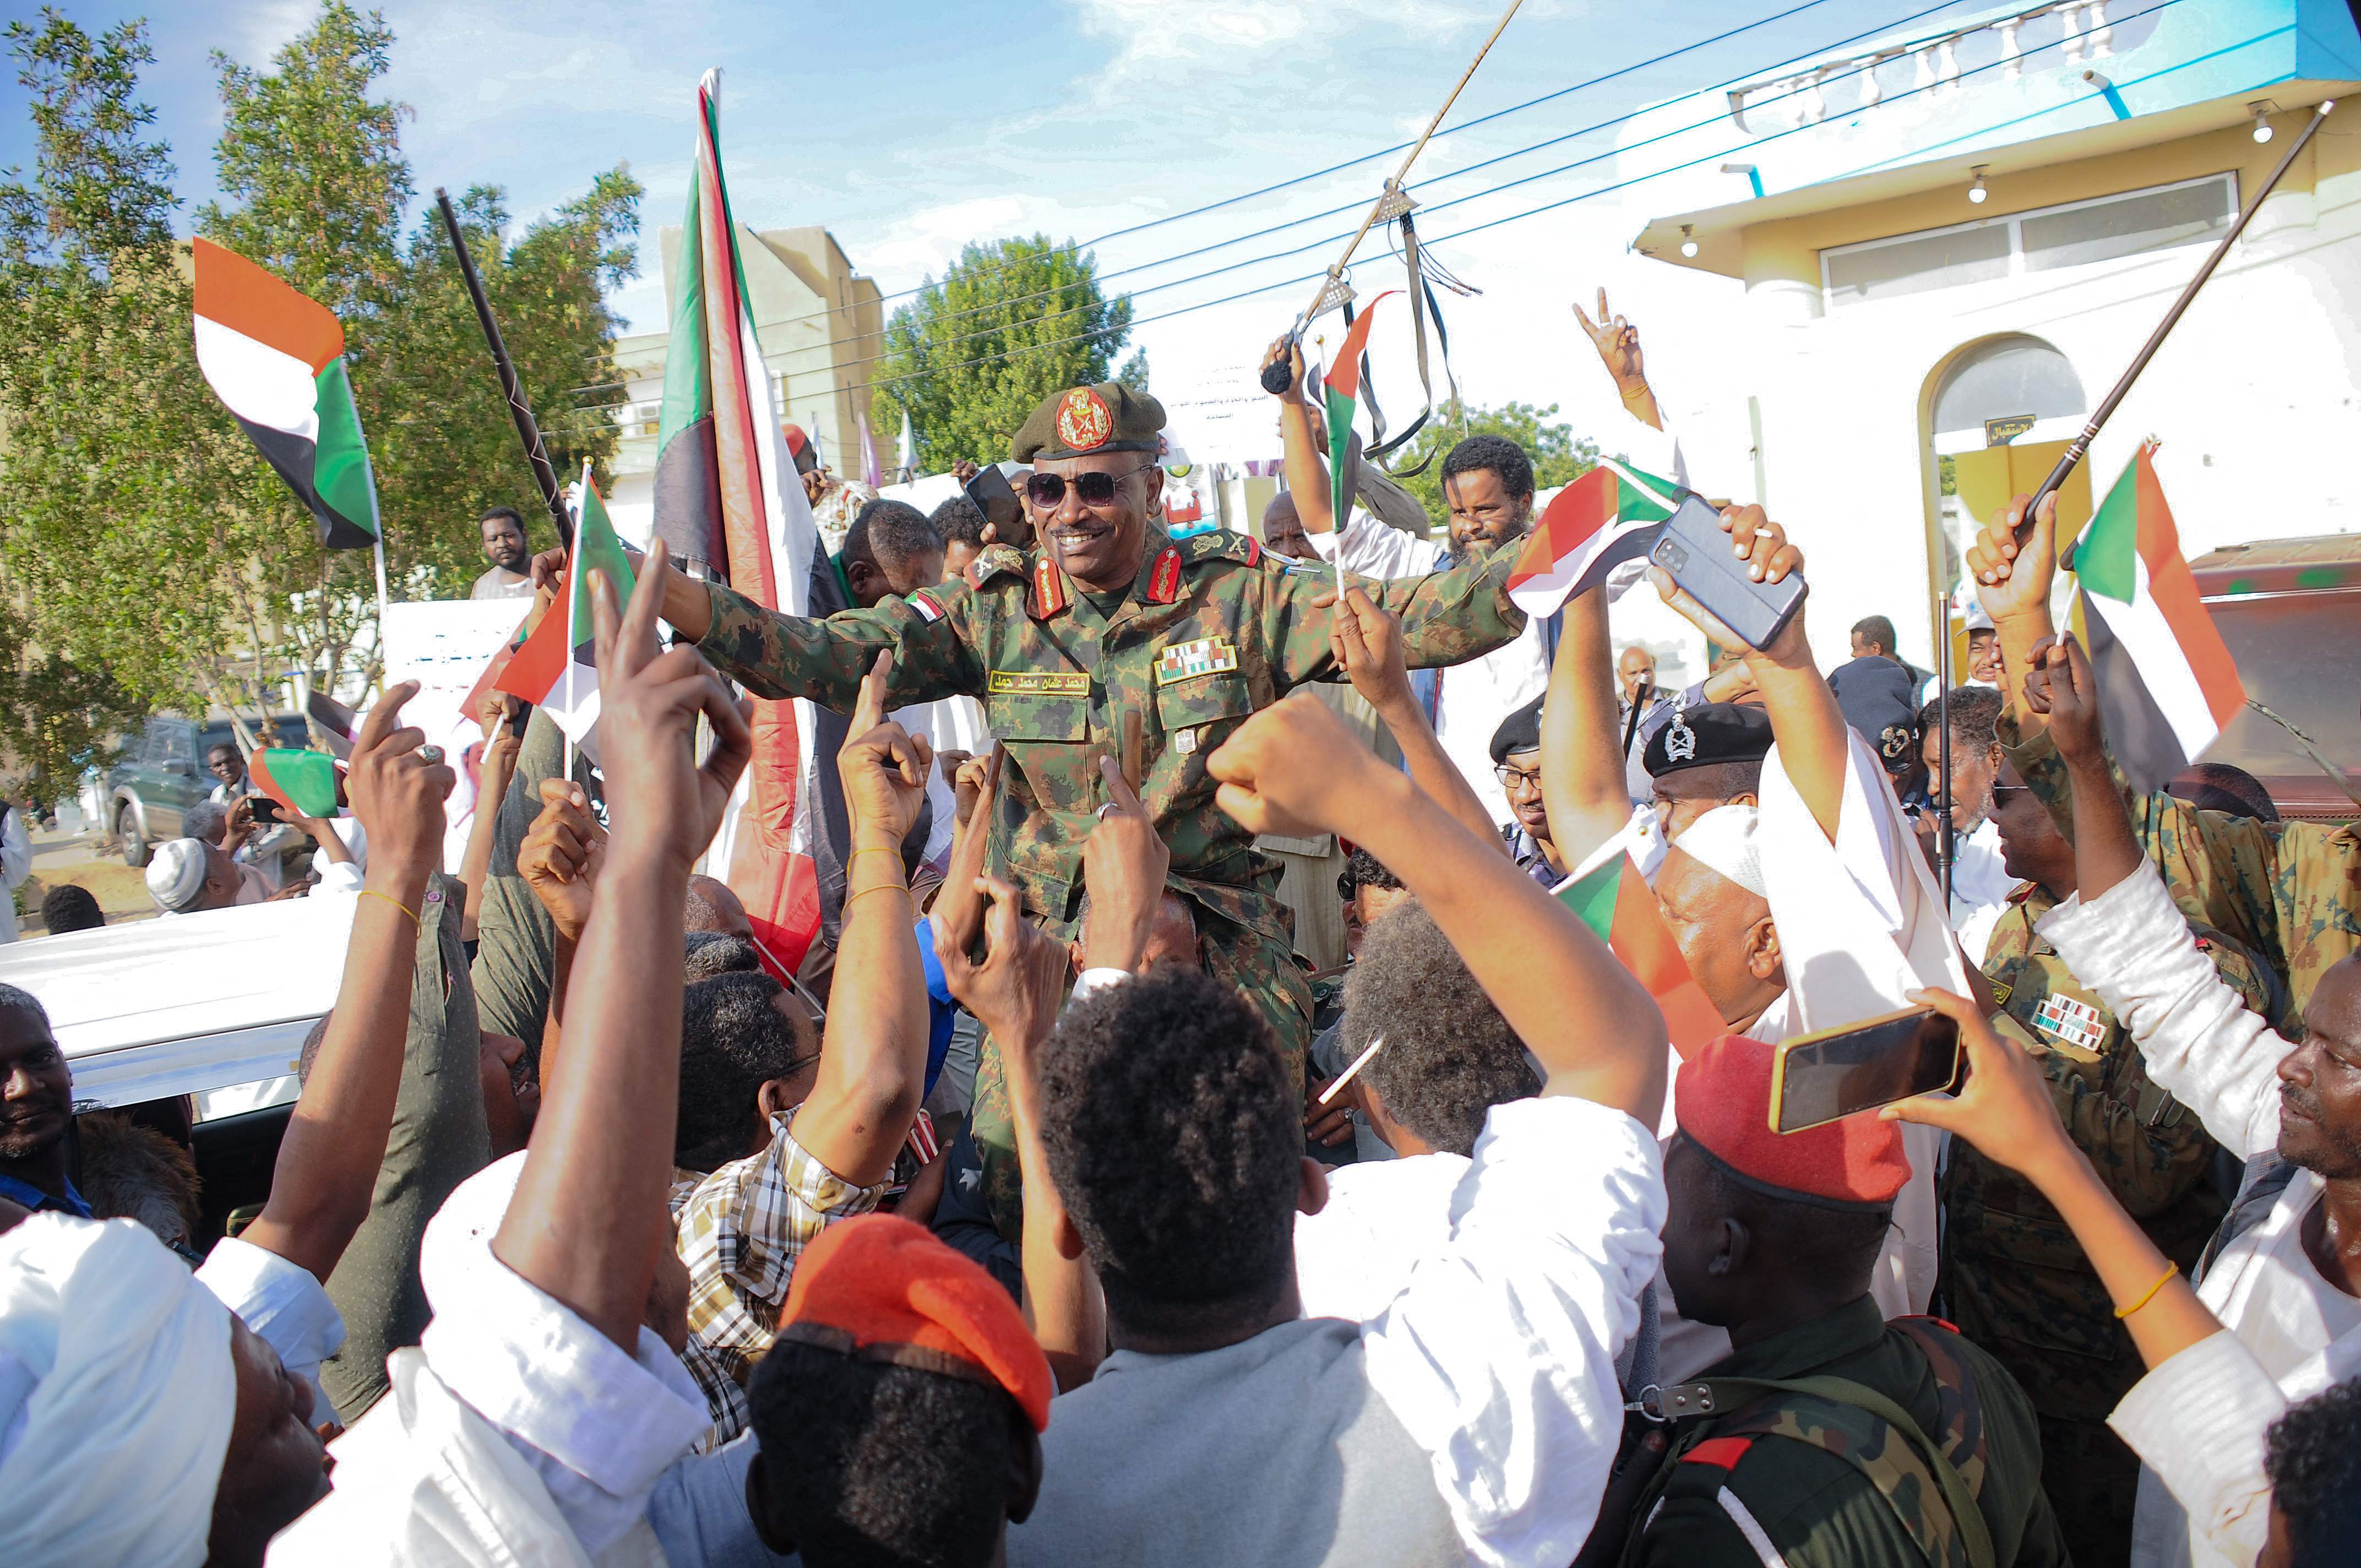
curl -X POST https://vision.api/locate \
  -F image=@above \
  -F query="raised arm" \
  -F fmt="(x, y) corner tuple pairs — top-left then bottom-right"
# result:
(458, 693), (525, 943)
(1210, 693), (1666, 1126)
(1262, 336), (1334, 535)
(1965, 491), (2060, 737)
(790, 652), (935, 1188)
(2028, 632), (2146, 899)
(1541, 586), (1642, 869)
(516, 777), (605, 1087)
(1327, 585), (1502, 853)
(1649, 507), (1846, 840)
(240, 685), (454, 1284)
(493, 541), (753, 1349)
(1573, 288), (1662, 432)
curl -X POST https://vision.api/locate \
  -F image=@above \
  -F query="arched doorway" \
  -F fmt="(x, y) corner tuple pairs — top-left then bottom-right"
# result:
(1920, 334), (2095, 671)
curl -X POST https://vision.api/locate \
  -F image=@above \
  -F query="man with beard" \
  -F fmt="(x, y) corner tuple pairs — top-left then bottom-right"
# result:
(469, 505), (534, 601)
(1947, 749), (2276, 1567)
(541, 379), (1528, 1243)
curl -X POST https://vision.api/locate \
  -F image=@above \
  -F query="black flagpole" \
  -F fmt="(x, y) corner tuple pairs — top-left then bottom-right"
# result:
(2017, 100), (2334, 554)
(434, 188), (574, 550)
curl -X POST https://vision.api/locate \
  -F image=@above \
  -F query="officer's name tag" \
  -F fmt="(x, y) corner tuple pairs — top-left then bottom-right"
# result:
(1156, 636), (1239, 685)
(988, 671), (1090, 697)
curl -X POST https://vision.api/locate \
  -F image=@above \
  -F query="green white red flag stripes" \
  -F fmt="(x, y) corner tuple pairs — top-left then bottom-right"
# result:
(191, 237), (379, 549)
(494, 467), (635, 762)
(249, 748), (342, 821)
(2075, 443), (2245, 797)
(1506, 459), (1680, 619)
(650, 69), (851, 976)
(1554, 853), (1722, 1058)
(1320, 292), (1397, 541)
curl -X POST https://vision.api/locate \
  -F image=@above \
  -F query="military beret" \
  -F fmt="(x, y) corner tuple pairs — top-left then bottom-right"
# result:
(1644, 702), (1771, 778)
(1011, 382), (1167, 463)
(1827, 656), (1919, 777)
(1490, 694), (1544, 765)
(1675, 1033), (1911, 1210)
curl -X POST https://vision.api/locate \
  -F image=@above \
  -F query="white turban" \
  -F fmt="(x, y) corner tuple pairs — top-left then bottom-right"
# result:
(0, 1213), (236, 1567)
(145, 838), (209, 913)
(1674, 803), (1767, 899)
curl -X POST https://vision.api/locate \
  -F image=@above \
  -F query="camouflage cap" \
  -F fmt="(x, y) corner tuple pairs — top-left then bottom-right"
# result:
(1011, 382), (1166, 463)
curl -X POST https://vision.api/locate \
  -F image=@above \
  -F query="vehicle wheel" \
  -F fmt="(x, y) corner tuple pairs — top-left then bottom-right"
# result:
(118, 804), (148, 868)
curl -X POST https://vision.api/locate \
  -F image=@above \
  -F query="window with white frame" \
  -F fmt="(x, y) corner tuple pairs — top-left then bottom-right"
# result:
(1821, 172), (2238, 308)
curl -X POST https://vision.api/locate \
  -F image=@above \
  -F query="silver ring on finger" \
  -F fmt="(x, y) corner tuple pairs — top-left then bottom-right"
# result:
(418, 745), (444, 765)
(1096, 802), (1120, 820)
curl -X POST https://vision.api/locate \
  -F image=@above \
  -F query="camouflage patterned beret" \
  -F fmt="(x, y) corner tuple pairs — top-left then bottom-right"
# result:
(1010, 381), (1166, 463)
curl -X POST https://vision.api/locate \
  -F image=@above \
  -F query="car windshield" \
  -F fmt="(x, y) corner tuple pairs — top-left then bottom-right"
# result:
(2202, 596), (2361, 781)
(196, 717), (312, 764)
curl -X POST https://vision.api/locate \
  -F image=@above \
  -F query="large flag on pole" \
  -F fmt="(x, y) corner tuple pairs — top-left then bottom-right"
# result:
(650, 69), (851, 976)
(496, 467), (634, 761)
(1554, 853), (1722, 1058)
(1506, 458), (1682, 618)
(191, 238), (379, 549)
(2075, 443), (2245, 797)
(858, 411), (883, 488)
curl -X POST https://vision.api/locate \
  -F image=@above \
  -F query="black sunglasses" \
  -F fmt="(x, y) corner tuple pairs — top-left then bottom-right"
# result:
(1026, 464), (1155, 509)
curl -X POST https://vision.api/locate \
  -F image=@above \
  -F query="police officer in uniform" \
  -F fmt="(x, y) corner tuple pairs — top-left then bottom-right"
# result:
(1943, 755), (2281, 1566)
(608, 380), (1528, 1236)
(1613, 1032), (2068, 1568)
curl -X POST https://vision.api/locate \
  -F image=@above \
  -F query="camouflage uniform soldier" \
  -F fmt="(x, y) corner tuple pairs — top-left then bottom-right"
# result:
(1945, 794), (2280, 1566)
(620, 381), (1527, 1238)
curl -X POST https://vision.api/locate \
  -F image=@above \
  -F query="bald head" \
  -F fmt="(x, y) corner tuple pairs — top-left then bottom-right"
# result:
(1652, 846), (1783, 1027)
(1261, 492), (1312, 561)
(686, 875), (752, 942)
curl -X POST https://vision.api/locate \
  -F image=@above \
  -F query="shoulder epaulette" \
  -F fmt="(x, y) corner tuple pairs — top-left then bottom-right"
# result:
(971, 543), (1028, 584)
(1174, 529), (1263, 569)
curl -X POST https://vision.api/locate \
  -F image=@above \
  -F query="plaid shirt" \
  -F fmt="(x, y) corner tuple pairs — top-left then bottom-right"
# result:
(668, 1112), (889, 1440)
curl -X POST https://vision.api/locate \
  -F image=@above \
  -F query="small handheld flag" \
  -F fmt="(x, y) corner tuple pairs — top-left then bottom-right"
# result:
(1320, 292), (1398, 587)
(1506, 459), (1681, 619)
(1555, 853), (1722, 1058)
(496, 464), (635, 763)
(249, 748), (343, 820)
(2074, 443), (2245, 796)
(192, 238), (379, 551)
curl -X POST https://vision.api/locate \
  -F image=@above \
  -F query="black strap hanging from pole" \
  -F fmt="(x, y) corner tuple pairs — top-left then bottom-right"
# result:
(1368, 212), (1452, 475)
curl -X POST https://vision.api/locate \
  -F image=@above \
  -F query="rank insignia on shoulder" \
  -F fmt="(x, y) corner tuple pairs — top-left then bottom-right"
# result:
(1031, 556), (1071, 619)
(1155, 635), (1239, 685)
(972, 543), (1027, 584)
(988, 670), (1091, 698)
(2033, 992), (2105, 1055)
(1147, 545), (1183, 605)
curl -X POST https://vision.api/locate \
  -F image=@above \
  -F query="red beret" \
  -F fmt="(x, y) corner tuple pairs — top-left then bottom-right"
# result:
(780, 1214), (1054, 1431)
(1674, 1033), (1910, 1209)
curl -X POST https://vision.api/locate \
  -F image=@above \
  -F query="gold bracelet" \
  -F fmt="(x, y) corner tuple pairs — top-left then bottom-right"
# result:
(1619, 383), (1653, 404)
(358, 888), (420, 927)
(2114, 1262), (2179, 1319)
(843, 882), (911, 916)
(847, 846), (905, 878)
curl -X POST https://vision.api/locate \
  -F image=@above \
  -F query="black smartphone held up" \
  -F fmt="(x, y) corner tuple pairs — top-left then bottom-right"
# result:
(1647, 494), (1808, 651)
(1767, 1005), (1962, 1134)
(964, 462), (1021, 535)
(248, 796), (284, 825)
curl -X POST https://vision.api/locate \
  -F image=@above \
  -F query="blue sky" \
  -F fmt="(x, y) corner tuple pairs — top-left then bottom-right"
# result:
(1, 0), (1993, 442)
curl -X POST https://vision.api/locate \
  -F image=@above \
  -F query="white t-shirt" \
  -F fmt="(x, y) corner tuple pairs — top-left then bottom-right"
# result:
(1293, 1152), (1470, 1324)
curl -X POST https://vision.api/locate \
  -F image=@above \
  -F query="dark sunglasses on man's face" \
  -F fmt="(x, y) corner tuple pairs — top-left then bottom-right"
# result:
(1026, 464), (1154, 509)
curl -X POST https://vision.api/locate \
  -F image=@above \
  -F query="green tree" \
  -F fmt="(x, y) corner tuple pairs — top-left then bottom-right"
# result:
(1387, 398), (1600, 525)
(871, 235), (1133, 471)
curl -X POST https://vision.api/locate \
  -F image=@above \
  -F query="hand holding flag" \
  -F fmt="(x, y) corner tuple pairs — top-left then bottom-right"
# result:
(1319, 293), (1398, 588)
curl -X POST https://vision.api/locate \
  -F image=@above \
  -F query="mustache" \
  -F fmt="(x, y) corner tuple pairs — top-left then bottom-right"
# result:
(2283, 1082), (2325, 1121)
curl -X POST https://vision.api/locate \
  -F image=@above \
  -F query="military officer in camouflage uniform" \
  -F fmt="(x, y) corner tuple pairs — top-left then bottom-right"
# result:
(1940, 755), (2281, 1567)
(1614, 1033), (2067, 1568)
(614, 380), (1527, 1236)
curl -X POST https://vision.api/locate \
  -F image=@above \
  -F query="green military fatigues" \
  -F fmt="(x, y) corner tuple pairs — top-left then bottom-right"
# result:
(1625, 1298), (2069, 1568)
(690, 522), (1526, 1235)
(1945, 881), (2276, 1567)
(2003, 722), (2357, 1027)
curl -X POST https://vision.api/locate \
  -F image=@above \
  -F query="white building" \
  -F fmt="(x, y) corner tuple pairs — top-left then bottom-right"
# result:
(1616, 0), (2361, 671)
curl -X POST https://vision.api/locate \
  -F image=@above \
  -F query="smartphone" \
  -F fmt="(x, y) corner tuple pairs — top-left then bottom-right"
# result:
(1649, 494), (1808, 651)
(965, 462), (1021, 535)
(248, 796), (284, 825)
(1767, 1005), (1961, 1133)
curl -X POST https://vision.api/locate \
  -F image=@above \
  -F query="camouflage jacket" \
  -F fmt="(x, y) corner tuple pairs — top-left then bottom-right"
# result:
(1944, 881), (2275, 1423)
(2001, 721), (2356, 1028)
(1626, 1298), (2068, 1568)
(694, 525), (1525, 940)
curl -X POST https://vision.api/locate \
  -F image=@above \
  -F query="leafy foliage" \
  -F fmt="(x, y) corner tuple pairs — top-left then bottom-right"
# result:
(870, 236), (1133, 471)
(1383, 398), (1600, 522)
(0, 3), (637, 793)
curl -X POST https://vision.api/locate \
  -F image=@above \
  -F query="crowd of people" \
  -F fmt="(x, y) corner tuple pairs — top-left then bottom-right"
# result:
(2, 286), (2357, 1568)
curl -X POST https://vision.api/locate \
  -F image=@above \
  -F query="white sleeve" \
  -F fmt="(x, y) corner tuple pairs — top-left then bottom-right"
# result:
(2037, 864), (2284, 1159)
(311, 861), (366, 896)
(1360, 1096), (1666, 1568)
(2107, 1330), (2281, 1568)
(1306, 508), (1437, 580)
(0, 810), (28, 891)
(196, 1236), (345, 1418)
(1070, 968), (1131, 1002)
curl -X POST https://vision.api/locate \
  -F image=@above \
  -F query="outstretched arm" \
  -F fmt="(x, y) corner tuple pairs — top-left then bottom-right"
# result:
(1210, 693), (1665, 1126)
(1327, 585), (1502, 853)
(241, 685), (455, 1284)
(1964, 491), (2060, 736)
(493, 542), (753, 1350)
(791, 653), (935, 1188)
(1573, 287), (1662, 432)
(1541, 586), (1642, 869)
(1263, 336), (1334, 534)
(458, 694), (524, 942)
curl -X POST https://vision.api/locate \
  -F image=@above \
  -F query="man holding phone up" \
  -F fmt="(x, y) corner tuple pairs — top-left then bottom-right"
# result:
(541, 379), (1530, 1241)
